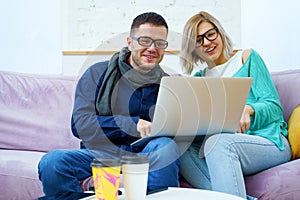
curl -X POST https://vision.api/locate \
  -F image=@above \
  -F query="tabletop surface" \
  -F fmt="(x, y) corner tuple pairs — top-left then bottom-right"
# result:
(81, 187), (245, 200)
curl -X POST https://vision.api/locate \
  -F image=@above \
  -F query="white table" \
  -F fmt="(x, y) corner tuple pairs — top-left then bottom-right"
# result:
(81, 187), (245, 200)
(142, 187), (245, 200)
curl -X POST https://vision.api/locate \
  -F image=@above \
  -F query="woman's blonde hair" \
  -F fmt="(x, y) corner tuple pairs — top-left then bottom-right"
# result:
(180, 11), (233, 74)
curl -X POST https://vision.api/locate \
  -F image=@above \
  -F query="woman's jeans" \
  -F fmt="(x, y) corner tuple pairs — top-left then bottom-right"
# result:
(179, 134), (291, 199)
(38, 137), (180, 196)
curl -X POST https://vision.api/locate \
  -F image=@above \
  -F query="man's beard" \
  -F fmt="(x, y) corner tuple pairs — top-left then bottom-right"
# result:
(131, 55), (158, 74)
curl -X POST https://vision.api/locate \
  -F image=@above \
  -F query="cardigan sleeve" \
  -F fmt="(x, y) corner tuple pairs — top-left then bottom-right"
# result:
(245, 50), (284, 130)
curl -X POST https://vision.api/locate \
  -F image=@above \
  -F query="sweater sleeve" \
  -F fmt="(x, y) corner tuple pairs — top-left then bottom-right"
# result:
(245, 50), (284, 130)
(71, 62), (140, 153)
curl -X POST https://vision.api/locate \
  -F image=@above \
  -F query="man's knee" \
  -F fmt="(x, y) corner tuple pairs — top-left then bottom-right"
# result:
(148, 137), (180, 155)
(145, 137), (180, 170)
(38, 150), (68, 178)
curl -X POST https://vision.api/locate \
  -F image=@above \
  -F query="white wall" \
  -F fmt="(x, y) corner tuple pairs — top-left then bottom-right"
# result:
(0, 0), (62, 74)
(241, 0), (300, 71)
(62, 0), (241, 76)
(62, 0), (240, 52)
(1, 0), (300, 75)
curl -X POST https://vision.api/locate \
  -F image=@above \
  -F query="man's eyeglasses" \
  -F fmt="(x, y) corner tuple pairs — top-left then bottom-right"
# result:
(131, 36), (168, 49)
(196, 27), (219, 48)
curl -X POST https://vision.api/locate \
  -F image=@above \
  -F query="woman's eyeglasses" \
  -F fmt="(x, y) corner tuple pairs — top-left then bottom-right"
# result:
(196, 27), (219, 48)
(131, 36), (168, 49)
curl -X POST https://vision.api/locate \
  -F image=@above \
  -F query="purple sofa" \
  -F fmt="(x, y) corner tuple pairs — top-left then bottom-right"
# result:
(0, 69), (299, 200)
(245, 69), (300, 199)
(0, 71), (80, 200)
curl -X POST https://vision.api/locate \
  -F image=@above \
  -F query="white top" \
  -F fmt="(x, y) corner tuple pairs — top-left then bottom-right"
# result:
(205, 50), (243, 77)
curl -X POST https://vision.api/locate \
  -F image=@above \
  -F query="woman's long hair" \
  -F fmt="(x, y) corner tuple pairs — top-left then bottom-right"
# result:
(180, 11), (233, 74)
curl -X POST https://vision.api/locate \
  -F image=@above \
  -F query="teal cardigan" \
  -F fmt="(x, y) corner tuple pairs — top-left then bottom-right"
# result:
(194, 49), (287, 150)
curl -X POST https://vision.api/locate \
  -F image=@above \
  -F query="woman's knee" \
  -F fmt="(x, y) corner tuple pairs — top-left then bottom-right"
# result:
(204, 134), (235, 156)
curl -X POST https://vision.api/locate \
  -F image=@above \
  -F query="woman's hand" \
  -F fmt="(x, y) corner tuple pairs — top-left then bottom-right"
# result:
(137, 119), (152, 138)
(237, 105), (254, 133)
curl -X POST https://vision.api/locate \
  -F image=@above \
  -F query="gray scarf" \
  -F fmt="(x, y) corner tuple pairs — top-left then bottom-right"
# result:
(96, 47), (168, 115)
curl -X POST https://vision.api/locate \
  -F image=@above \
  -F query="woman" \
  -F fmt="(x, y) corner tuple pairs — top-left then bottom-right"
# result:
(179, 11), (291, 199)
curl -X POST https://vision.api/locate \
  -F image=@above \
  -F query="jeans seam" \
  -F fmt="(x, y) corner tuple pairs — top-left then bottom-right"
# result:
(226, 143), (244, 197)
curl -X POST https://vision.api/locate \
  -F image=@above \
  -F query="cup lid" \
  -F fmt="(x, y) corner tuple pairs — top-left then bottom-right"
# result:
(91, 158), (120, 167)
(121, 155), (149, 164)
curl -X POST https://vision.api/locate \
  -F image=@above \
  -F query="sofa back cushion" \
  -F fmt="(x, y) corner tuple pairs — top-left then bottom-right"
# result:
(0, 71), (80, 152)
(271, 69), (300, 122)
(1, 69), (298, 152)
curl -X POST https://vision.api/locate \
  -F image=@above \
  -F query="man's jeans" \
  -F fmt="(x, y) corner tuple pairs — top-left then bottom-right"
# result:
(38, 137), (180, 196)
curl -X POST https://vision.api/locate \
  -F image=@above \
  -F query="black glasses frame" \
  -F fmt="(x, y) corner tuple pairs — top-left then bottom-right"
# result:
(131, 36), (168, 49)
(196, 27), (219, 47)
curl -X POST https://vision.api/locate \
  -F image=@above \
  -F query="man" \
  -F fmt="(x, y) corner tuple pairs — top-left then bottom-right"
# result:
(38, 12), (180, 197)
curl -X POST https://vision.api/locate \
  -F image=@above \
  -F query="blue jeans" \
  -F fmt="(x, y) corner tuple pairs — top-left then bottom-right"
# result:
(38, 137), (180, 196)
(179, 134), (291, 199)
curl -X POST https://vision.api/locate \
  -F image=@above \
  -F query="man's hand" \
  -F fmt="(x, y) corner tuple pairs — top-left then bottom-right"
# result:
(137, 119), (152, 138)
(237, 105), (254, 133)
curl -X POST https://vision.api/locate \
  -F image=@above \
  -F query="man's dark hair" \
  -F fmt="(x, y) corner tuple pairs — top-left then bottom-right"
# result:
(130, 12), (168, 35)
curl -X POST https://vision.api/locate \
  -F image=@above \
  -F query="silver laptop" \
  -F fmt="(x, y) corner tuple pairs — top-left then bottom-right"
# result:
(131, 76), (253, 146)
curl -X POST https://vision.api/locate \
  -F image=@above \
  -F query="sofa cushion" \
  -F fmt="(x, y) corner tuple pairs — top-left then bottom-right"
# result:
(0, 71), (80, 152)
(271, 69), (300, 122)
(288, 104), (300, 160)
(245, 158), (300, 200)
(0, 149), (45, 199)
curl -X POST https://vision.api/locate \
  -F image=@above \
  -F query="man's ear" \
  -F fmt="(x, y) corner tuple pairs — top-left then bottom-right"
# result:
(127, 37), (132, 51)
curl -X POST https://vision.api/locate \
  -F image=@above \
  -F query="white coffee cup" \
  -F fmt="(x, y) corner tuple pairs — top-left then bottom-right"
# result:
(121, 155), (149, 200)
